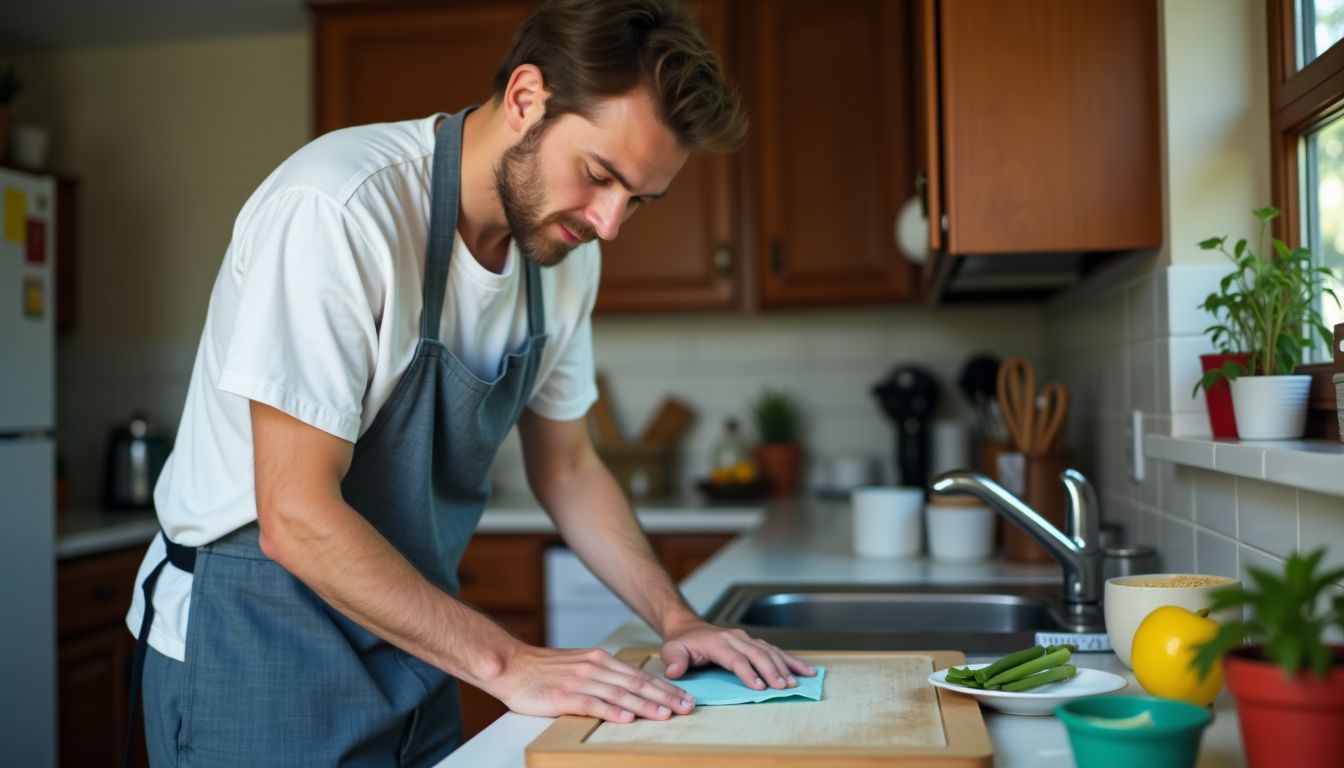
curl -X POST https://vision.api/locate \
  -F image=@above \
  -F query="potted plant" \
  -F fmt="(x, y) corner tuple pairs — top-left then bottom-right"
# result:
(0, 66), (20, 165)
(1192, 206), (1338, 439)
(750, 389), (802, 497)
(1192, 548), (1344, 768)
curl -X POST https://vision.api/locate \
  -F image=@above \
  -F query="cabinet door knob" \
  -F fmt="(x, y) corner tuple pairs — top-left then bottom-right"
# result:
(770, 241), (783, 273)
(713, 246), (733, 274)
(93, 584), (119, 602)
(459, 569), (475, 587)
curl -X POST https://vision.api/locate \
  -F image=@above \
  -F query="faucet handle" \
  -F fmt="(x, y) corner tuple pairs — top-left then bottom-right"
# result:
(1060, 469), (1101, 553)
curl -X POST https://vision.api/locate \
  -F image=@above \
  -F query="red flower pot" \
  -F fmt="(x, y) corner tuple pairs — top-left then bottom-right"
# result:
(1199, 353), (1250, 438)
(1225, 646), (1344, 768)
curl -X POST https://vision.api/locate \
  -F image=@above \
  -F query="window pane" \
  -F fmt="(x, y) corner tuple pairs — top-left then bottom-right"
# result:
(1301, 0), (1344, 67)
(1303, 113), (1344, 361)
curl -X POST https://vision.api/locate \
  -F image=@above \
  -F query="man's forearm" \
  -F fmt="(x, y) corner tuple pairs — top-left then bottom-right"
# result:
(258, 497), (519, 689)
(534, 455), (701, 637)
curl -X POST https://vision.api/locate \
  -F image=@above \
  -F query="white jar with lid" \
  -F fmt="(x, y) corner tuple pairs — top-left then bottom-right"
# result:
(926, 494), (995, 562)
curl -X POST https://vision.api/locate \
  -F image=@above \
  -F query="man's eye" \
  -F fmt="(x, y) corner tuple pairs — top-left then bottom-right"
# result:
(585, 167), (607, 186)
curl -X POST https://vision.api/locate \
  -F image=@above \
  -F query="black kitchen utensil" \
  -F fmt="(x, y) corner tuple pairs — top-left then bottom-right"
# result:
(872, 366), (940, 489)
(956, 354), (1000, 439)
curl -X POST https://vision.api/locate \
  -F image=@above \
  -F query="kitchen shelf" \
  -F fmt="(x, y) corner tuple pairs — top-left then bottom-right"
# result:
(1144, 434), (1344, 497)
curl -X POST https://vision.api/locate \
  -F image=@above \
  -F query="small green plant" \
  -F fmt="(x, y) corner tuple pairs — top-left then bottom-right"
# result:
(750, 389), (799, 444)
(1192, 548), (1344, 680)
(1192, 206), (1339, 396)
(0, 66), (21, 105)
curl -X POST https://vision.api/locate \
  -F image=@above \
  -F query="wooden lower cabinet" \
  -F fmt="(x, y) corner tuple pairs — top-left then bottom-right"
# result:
(57, 547), (147, 768)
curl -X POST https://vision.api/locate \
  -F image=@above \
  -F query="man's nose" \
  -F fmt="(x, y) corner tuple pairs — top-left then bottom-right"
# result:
(584, 190), (627, 241)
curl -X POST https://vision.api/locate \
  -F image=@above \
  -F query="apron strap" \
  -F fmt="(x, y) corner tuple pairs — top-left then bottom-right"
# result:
(124, 533), (196, 768)
(523, 260), (545, 338)
(421, 108), (472, 342)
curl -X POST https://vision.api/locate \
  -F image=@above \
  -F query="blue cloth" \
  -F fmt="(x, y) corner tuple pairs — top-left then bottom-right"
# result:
(670, 666), (827, 706)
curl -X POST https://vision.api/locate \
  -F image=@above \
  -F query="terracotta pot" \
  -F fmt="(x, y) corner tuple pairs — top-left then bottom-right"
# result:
(1225, 646), (1344, 768)
(1199, 353), (1250, 438)
(753, 442), (802, 497)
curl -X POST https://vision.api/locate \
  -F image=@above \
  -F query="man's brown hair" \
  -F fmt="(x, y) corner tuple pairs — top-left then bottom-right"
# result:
(493, 0), (747, 152)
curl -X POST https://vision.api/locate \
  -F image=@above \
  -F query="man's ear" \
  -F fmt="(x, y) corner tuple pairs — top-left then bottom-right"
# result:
(501, 63), (548, 135)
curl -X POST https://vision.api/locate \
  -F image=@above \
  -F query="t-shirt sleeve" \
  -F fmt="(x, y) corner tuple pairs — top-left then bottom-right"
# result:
(525, 248), (600, 422)
(217, 189), (381, 442)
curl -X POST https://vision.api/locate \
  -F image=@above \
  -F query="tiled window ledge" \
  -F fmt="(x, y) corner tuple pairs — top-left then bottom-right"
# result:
(1144, 434), (1344, 497)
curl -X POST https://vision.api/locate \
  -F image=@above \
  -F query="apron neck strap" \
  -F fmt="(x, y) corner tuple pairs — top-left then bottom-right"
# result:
(422, 107), (470, 342)
(423, 107), (547, 342)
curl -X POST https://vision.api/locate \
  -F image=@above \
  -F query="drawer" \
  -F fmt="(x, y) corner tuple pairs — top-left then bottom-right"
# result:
(457, 535), (544, 611)
(58, 546), (145, 638)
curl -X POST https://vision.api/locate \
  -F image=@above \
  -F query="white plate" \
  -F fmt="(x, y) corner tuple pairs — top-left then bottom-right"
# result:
(928, 663), (1127, 716)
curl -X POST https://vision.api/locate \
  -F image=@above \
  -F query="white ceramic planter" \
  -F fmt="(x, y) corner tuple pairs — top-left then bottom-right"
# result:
(1229, 374), (1311, 440)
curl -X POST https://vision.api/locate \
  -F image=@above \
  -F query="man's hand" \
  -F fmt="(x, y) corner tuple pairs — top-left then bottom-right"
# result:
(659, 619), (816, 690)
(491, 643), (698, 723)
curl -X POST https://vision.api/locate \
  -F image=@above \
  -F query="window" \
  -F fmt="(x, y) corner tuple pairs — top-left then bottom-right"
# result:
(1303, 114), (1344, 336)
(1270, 0), (1344, 360)
(1301, 0), (1344, 67)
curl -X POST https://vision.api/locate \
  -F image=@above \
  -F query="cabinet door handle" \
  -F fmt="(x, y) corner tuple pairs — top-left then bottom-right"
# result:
(93, 584), (119, 602)
(459, 569), (476, 587)
(713, 246), (732, 274)
(770, 241), (783, 273)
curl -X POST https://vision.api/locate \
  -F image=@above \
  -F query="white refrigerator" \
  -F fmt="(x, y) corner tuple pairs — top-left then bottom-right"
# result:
(0, 165), (58, 767)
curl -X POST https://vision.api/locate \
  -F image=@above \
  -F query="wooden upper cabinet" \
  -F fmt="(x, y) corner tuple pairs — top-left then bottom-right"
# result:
(746, 0), (914, 307)
(926, 0), (1162, 256)
(313, 2), (536, 134)
(595, 0), (740, 313)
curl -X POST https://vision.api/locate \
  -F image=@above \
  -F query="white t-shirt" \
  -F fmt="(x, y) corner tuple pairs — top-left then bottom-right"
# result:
(126, 114), (600, 661)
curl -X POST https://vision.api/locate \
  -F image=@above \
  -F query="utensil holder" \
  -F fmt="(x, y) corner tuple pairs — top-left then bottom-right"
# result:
(997, 449), (1071, 563)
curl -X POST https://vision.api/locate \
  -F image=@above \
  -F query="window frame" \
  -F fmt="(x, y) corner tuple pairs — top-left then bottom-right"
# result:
(1268, 0), (1344, 246)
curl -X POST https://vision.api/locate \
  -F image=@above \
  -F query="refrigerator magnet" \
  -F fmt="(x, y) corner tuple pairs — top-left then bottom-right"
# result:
(26, 219), (46, 264)
(23, 278), (44, 319)
(4, 187), (27, 244)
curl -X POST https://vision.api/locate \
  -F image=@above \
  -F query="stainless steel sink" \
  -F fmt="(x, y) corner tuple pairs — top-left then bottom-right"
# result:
(706, 583), (1090, 653)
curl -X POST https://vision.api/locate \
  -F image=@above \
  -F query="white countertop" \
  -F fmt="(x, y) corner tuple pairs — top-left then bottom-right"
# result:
(440, 499), (1247, 768)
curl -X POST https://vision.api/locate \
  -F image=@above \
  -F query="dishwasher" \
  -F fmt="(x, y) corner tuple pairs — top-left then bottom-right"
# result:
(544, 547), (632, 648)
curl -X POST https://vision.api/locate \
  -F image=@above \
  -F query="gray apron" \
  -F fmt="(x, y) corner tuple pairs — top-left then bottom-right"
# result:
(137, 107), (548, 767)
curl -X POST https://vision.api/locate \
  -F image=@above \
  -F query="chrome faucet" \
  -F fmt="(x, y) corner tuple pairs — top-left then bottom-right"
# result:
(931, 469), (1105, 628)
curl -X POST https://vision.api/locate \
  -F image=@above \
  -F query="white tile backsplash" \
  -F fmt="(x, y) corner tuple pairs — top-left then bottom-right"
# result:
(1299, 490), (1344, 571)
(1047, 263), (1344, 574)
(1163, 514), (1197, 572)
(1195, 528), (1239, 580)
(1194, 470), (1238, 537)
(1236, 479), (1297, 558)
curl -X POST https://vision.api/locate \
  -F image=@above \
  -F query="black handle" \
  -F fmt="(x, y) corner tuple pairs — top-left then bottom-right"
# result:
(770, 241), (783, 273)
(93, 583), (120, 602)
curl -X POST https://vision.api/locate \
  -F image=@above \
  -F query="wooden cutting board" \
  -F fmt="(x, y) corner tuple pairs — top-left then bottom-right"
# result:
(525, 649), (992, 767)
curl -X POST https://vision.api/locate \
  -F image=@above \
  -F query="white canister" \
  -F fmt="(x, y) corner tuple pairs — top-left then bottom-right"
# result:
(926, 494), (995, 562)
(851, 486), (924, 559)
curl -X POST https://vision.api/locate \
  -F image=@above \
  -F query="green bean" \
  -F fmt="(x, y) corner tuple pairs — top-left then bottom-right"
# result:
(1046, 643), (1078, 654)
(985, 647), (1072, 687)
(973, 645), (1046, 683)
(999, 664), (1077, 692)
(945, 666), (976, 680)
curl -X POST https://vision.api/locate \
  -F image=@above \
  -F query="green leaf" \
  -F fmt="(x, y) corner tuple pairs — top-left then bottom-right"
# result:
(1199, 236), (1225, 250)
(1253, 205), (1280, 221)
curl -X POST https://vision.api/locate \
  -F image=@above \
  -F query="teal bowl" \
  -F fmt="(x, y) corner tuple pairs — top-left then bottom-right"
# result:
(1055, 696), (1213, 768)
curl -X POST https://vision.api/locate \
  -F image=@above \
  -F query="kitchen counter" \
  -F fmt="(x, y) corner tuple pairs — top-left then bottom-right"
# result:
(55, 494), (763, 559)
(440, 499), (1247, 768)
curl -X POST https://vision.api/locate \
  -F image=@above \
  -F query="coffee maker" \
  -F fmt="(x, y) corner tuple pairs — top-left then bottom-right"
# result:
(872, 366), (940, 489)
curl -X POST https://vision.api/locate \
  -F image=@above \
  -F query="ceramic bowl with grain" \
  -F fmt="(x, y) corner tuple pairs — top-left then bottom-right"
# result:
(1103, 573), (1241, 669)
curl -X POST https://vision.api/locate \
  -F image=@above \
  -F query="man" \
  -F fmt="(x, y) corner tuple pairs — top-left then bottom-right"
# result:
(125, 0), (812, 765)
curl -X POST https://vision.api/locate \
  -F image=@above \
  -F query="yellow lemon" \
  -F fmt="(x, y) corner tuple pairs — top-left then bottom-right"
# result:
(1130, 605), (1223, 706)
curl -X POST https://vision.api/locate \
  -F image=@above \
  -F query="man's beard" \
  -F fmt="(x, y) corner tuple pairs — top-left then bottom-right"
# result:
(495, 118), (596, 267)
